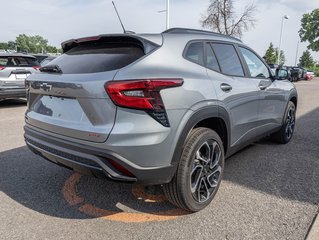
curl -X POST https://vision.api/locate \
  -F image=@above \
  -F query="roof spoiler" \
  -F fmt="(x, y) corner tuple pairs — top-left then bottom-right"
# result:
(61, 34), (158, 54)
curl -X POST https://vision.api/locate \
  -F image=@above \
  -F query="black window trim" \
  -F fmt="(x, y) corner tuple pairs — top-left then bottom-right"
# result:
(184, 39), (269, 79)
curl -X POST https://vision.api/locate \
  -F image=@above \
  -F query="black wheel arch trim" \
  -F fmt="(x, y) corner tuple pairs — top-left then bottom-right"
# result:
(171, 106), (231, 167)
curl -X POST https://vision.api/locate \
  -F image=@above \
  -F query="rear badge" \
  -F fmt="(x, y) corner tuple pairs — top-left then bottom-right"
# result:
(39, 83), (52, 92)
(88, 133), (101, 138)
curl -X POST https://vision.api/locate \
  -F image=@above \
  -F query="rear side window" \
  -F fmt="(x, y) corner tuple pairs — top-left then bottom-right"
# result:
(211, 43), (244, 77)
(48, 43), (145, 74)
(0, 57), (39, 67)
(185, 42), (204, 66)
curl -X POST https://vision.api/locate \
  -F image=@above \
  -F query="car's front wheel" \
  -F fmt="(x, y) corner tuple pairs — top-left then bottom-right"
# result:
(163, 127), (224, 212)
(271, 101), (296, 144)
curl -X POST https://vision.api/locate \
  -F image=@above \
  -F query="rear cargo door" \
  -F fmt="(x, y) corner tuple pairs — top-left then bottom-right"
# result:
(26, 38), (150, 143)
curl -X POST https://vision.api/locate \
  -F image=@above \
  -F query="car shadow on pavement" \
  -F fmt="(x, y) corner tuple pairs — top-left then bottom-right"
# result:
(0, 145), (187, 220)
(0, 108), (318, 220)
(224, 107), (319, 205)
(0, 99), (27, 109)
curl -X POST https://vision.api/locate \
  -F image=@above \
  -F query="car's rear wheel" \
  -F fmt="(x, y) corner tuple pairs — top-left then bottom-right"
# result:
(271, 101), (296, 144)
(163, 127), (224, 212)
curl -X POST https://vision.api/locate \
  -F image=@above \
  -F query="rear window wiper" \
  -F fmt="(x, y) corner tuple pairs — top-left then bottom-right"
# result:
(39, 64), (63, 74)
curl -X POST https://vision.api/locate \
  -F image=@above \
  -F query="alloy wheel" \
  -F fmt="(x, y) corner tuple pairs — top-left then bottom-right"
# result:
(285, 105), (296, 140)
(190, 140), (222, 203)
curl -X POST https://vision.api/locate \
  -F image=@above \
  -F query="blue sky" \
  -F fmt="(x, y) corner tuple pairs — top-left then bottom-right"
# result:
(1, 0), (318, 65)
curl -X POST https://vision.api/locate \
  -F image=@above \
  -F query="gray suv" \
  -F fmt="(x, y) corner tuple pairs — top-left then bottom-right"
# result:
(0, 53), (40, 100)
(24, 28), (297, 212)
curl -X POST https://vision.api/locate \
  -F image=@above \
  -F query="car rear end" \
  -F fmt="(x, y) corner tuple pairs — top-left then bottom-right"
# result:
(24, 34), (188, 184)
(0, 54), (40, 99)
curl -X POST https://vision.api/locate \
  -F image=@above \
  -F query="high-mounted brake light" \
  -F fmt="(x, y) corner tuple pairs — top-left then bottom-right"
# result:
(0, 66), (5, 71)
(105, 79), (183, 127)
(76, 36), (101, 43)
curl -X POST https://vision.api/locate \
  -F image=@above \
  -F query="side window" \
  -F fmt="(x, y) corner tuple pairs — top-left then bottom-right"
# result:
(185, 42), (204, 66)
(206, 43), (220, 72)
(239, 47), (270, 79)
(212, 43), (245, 77)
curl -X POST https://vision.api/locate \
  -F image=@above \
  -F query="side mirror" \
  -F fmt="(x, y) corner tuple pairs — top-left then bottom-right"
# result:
(276, 69), (289, 80)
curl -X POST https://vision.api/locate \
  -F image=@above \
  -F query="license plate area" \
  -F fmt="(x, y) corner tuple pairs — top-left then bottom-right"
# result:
(15, 74), (29, 79)
(32, 96), (89, 122)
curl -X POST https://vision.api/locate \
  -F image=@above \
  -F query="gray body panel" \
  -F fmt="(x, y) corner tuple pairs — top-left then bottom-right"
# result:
(24, 30), (297, 184)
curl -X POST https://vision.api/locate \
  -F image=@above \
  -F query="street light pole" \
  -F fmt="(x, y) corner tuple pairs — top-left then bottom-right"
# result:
(277, 15), (289, 65)
(295, 40), (299, 66)
(158, 0), (170, 30)
(166, 0), (170, 30)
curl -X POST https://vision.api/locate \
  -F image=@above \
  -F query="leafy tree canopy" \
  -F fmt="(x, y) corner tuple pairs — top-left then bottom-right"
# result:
(299, 9), (319, 52)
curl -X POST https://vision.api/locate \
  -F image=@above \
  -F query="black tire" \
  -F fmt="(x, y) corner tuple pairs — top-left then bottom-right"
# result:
(270, 101), (296, 144)
(163, 127), (225, 212)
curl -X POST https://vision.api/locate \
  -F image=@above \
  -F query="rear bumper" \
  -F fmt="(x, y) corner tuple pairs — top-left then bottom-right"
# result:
(0, 88), (26, 99)
(24, 126), (176, 185)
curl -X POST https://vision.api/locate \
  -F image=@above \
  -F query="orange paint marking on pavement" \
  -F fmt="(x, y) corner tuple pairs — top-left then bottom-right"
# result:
(62, 173), (84, 206)
(79, 204), (187, 223)
(62, 173), (189, 223)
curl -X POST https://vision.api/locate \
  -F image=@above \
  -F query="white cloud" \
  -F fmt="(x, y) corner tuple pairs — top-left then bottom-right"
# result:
(0, 0), (318, 64)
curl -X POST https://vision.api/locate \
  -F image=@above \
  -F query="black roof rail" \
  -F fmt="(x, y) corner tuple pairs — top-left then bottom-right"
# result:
(162, 28), (242, 42)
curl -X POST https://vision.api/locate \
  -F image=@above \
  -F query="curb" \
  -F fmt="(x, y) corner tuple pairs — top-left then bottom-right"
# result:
(306, 212), (319, 240)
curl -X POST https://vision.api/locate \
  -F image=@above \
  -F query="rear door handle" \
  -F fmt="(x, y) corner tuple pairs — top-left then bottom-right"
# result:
(220, 83), (232, 92)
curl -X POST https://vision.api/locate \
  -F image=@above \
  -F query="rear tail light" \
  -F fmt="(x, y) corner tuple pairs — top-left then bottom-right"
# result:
(0, 66), (5, 71)
(105, 79), (183, 127)
(33, 66), (41, 71)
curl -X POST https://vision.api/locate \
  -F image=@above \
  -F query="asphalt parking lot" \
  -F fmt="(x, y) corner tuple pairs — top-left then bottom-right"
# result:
(0, 79), (318, 240)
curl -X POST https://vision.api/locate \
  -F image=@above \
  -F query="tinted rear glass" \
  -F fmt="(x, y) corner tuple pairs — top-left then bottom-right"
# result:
(48, 43), (145, 74)
(185, 42), (204, 66)
(212, 43), (244, 77)
(0, 57), (39, 67)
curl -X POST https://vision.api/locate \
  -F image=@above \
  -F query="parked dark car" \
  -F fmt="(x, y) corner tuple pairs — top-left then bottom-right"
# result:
(290, 67), (303, 81)
(32, 54), (50, 64)
(40, 56), (56, 67)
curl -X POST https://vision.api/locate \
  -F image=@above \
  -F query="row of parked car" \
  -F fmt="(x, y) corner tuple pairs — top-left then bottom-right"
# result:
(268, 64), (316, 82)
(0, 52), (56, 99)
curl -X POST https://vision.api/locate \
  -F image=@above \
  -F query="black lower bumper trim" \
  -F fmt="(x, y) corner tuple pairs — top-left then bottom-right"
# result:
(24, 126), (176, 185)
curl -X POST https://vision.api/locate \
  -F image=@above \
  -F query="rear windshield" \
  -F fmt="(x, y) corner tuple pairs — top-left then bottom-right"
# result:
(0, 56), (39, 67)
(48, 43), (145, 74)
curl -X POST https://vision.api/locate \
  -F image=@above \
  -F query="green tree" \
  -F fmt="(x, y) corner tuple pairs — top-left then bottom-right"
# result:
(1, 34), (61, 53)
(15, 34), (49, 53)
(263, 42), (277, 64)
(0, 43), (8, 50)
(201, 0), (257, 38)
(8, 41), (16, 50)
(299, 9), (319, 52)
(299, 50), (314, 68)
